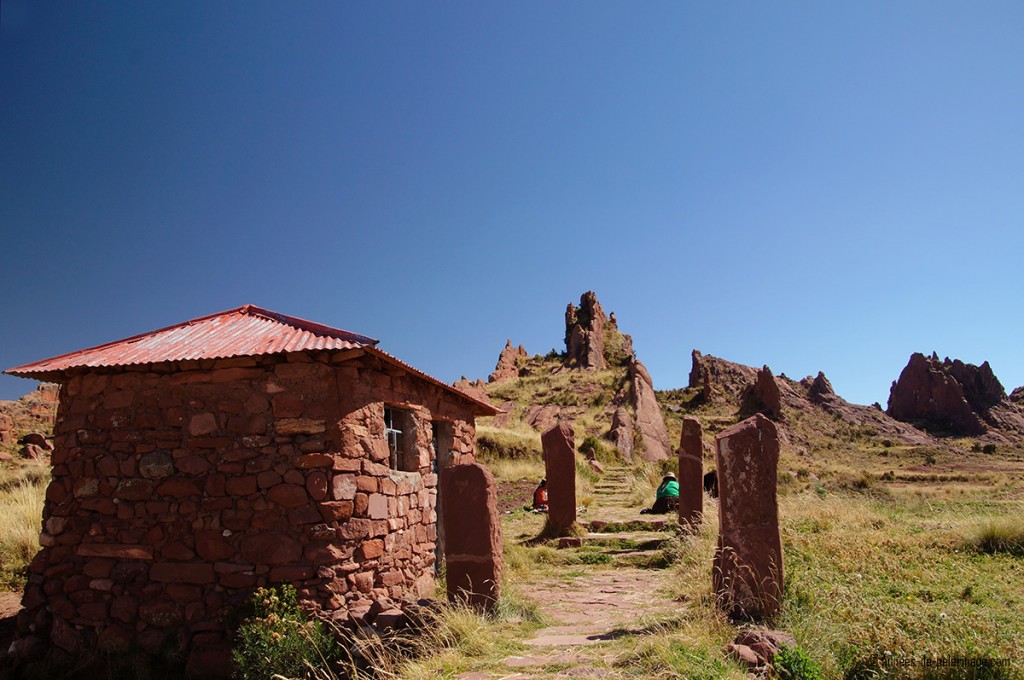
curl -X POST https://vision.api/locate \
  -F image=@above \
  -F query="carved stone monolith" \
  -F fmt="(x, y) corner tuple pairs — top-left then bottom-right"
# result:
(678, 416), (703, 529)
(441, 463), (503, 610)
(542, 423), (576, 533)
(713, 414), (783, 621)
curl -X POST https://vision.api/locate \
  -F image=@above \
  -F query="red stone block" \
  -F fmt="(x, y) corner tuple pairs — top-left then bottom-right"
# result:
(256, 470), (283, 489)
(176, 456), (211, 475)
(151, 563), (216, 585)
(195, 531), (234, 561)
(115, 479), (155, 501)
(267, 483), (308, 508)
(542, 423), (577, 533)
(272, 394), (306, 418)
(239, 533), (302, 565)
(157, 478), (201, 499)
(357, 539), (384, 560)
(440, 463), (503, 611)
(678, 416), (703, 530)
(225, 476), (258, 495)
(713, 414), (783, 622)
(305, 471), (328, 500)
(77, 543), (153, 560)
(269, 565), (314, 582)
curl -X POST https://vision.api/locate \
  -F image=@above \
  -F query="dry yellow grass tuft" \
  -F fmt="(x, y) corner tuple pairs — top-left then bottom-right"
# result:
(0, 465), (49, 589)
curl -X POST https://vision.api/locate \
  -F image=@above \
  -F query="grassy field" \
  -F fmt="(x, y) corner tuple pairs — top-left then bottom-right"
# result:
(1, 408), (1021, 678)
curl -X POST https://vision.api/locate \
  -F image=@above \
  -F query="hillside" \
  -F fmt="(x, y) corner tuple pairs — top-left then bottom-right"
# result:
(0, 384), (58, 461)
(458, 291), (672, 462)
(463, 292), (1024, 500)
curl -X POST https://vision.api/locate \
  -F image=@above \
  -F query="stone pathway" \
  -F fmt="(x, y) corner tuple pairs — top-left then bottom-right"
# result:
(488, 466), (679, 678)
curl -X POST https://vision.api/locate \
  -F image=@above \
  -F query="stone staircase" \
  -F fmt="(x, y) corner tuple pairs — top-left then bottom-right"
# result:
(560, 465), (675, 567)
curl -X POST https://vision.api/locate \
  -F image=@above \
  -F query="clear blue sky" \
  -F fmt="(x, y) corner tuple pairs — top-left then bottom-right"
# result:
(2, 2), (1022, 406)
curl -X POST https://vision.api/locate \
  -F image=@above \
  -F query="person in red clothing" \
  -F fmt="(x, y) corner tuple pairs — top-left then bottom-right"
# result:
(532, 479), (549, 512)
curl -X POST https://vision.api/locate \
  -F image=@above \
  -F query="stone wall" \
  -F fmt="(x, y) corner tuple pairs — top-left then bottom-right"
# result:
(17, 350), (478, 669)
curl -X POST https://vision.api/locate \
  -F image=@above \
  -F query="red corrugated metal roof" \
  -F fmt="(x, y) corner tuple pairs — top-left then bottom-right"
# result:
(4, 305), (496, 415)
(4, 305), (376, 377)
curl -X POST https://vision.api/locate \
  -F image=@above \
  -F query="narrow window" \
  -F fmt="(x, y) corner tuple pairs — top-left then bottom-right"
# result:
(384, 406), (419, 472)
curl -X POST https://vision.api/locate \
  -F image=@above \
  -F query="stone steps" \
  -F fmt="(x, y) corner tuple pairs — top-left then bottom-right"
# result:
(582, 519), (671, 533)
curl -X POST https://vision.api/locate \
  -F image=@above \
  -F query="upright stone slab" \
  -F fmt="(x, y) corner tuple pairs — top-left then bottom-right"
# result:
(677, 416), (703, 529)
(441, 463), (503, 610)
(713, 414), (783, 621)
(542, 423), (577, 533)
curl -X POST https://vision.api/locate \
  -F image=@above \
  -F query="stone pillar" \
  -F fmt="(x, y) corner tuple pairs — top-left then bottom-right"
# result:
(678, 416), (703, 529)
(440, 463), (503, 610)
(542, 423), (576, 534)
(712, 414), (783, 621)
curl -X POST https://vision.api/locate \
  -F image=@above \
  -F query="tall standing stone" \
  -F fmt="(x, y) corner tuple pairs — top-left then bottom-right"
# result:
(713, 414), (783, 621)
(677, 417), (703, 529)
(441, 463), (503, 610)
(542, 423), (577, 533)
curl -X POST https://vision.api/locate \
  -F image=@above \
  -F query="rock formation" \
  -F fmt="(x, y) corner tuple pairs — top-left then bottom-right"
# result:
(677, 417), (703, 529)
(805, 371), (835, 403)
(441, 463), (503, 611)
(1011, 386), (1024, 404)
(0, 383), (59, 453)
(564, 291), (607, 370)
(629, 359), (671, 460)
(608, 407), (634, 461)
(690, 350), (758, 402)
(488, 340), (528, 383)
(888, 353), (995, 435)
(542, 423), (577, 534)
(713, 414), (783, 622)
(453, 377), (490, 404)
(750, 365), (783, 420)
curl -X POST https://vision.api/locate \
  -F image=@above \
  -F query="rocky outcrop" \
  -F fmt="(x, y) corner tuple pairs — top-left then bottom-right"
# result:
(1011, 386), (1024, 404)
(453, 377), (490, 404)
(0, 383), (59, 453)
(608, 407), (635, 461)
(0, 413), (14, 447)
(564, 291), (607, 370)
(805, 371), (835, 403)
(689, 351), (758, 402)
(888, 353), (992, 435)
(751, 365), (783, 421)
(682, 350), (943, 450)
(488, 340), (528, 383)
(629, 359), (671, 461)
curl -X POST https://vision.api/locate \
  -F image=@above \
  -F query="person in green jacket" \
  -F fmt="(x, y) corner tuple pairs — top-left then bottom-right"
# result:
(641, 473), (679, 514)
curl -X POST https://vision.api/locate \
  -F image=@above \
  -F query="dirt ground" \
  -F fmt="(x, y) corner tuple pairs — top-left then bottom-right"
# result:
(0, 592), (22, 657)
(497, 479), (538, 514)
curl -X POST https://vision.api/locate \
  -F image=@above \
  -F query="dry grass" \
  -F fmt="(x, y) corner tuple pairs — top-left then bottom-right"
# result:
(0, 464), (48, 589)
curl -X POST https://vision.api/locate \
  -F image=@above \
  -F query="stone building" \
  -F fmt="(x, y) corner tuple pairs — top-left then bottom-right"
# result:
(4, 305), (495, 671)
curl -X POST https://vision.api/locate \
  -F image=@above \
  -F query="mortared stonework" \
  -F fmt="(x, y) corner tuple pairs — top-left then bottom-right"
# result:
(713, 413), (783, 621)
(542, 423), (577, 533)
(441, 463), (503, 610)
(677, 416), (703, 529)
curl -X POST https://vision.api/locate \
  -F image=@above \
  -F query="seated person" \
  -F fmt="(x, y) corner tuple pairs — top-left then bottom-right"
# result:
(641, 473), (679, 514)
(532, 479), (549, 512)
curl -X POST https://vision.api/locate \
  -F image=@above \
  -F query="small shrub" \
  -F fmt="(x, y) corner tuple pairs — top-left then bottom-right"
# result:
(775, 644), (824, 680)
(983, 443), (997, 454)
(924, 453), (937, 466)
(232, 585), (338, 680)
(579, 435), (602, 458)
(971, 521), (1024, 556)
